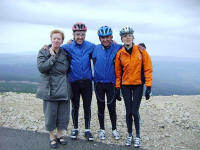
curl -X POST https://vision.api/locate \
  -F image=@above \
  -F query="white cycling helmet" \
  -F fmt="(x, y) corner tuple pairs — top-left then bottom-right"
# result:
(119, 26), (134, 37)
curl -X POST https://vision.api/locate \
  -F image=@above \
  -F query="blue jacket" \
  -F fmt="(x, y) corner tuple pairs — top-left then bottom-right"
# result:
(92, 43), (122, 83)
(62, 40), (95, 83)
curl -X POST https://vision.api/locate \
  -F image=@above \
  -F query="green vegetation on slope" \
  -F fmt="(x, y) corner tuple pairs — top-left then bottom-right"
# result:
(0, 82), (38, 93)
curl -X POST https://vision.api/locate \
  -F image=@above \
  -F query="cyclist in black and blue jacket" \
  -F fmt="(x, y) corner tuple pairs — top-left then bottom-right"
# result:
(92, 26), (122, 140)
(61, 22), (95, 141)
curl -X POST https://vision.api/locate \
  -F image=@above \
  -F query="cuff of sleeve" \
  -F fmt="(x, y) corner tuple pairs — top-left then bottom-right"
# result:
(115, 85), (121, 88)
(145, 83), (152, 87)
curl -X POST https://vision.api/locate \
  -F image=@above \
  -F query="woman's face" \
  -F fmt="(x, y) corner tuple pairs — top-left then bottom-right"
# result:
(51, 33), (63, 49)
(122, 34), (133, 45)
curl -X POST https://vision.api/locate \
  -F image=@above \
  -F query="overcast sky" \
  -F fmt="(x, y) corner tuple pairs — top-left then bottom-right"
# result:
(0, 0), (200, 58)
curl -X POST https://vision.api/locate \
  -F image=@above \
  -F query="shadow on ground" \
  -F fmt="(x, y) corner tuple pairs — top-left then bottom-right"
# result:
(0, 127), (146, 150)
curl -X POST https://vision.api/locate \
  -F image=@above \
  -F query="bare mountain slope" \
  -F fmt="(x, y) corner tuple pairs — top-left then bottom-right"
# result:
(0, 92), (200, 150)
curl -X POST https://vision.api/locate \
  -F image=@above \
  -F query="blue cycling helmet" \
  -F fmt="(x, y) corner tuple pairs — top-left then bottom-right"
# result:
(98, 26), (112, 37)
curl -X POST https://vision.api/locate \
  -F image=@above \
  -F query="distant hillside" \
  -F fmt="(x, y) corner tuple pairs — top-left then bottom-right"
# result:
(0, 53), (39, 82)
(0, 81), (38, 93)
(0, 53), (200, 95)
(152, 60), (200, 95)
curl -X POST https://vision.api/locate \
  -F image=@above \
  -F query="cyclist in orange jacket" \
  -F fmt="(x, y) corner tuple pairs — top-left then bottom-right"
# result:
(115, 26), (153, 148)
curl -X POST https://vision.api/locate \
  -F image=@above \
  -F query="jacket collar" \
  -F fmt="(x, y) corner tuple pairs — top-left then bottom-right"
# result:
(121, 43), (136, 54)
(101, 42), (114, 50)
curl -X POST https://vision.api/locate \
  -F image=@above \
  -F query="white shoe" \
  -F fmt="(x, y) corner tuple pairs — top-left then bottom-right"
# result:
(125, 136), (133, 146)
(134, 137), (141, 148)
(112, 129), (120, 140)
(99, 129), (106, 140)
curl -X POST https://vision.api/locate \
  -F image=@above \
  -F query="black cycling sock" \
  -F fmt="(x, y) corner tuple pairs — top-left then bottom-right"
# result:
(136, 134), (140, 138)
(128, 133), (133, 137)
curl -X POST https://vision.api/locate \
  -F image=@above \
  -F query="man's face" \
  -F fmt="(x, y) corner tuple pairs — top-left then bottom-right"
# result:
(99, 35), (113, 48)
(121, 34), (133, 45)
(73, 31), (86, 45)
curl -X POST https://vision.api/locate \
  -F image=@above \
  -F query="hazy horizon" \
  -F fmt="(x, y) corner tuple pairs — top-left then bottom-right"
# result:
(1, 51), (200, 61)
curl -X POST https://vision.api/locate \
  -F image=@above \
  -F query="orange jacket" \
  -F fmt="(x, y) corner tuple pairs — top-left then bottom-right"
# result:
(115, 44), (153, 88)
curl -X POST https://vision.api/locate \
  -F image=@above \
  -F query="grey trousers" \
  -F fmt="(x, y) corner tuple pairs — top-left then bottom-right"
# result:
(43, 100), (70, 131)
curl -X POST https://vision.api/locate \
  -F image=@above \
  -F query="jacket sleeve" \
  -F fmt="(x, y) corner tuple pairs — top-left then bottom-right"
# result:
(61, 44), (70, 53)
(37, 49), (56, 74)
(115, 51), (122, 88)
(142, 50), (153, 87)
(92, 47), (97, 64)
(89, 43), (96, 59)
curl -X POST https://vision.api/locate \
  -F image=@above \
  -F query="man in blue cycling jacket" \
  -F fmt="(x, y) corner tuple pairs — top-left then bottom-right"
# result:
(92, 26), (122, 140)
(61, 22), (95, 141)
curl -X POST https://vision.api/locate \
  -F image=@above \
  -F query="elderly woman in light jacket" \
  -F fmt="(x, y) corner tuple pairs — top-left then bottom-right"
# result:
(37, 29), (71, 148)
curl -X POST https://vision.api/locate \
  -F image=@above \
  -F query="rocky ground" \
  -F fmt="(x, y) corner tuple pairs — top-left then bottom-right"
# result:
(0, 92), (200, 150)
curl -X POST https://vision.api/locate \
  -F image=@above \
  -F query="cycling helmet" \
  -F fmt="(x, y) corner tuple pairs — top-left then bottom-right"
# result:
(98, 26), (112, 37)
(72, 22), (87, 32)
(119, 26), (134, 37)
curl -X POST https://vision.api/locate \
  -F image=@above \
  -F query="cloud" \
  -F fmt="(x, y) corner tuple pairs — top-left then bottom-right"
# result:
(1, 0), (199, 42)
(0, 0), (200, 57)
(1, 0), (199, 29)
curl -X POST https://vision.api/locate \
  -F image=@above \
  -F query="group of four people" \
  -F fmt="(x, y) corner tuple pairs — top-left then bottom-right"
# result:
(36, 22), (153, 149)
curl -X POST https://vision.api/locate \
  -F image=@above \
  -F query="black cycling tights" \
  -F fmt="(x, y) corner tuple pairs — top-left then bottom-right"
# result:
(71, 80), (92, 129)
(95, 82), (117, 130)
(121, 84), (144, 138)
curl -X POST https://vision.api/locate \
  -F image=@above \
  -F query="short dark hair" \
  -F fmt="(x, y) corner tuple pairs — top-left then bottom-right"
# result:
(138, 43), (146, 49)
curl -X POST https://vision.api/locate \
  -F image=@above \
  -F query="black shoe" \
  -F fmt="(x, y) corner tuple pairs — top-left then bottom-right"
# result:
(50, 138), (57, 149)
(71, 129), (79, 139)
(85, 131), (94, 141)
(57, 136), (67, 145)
